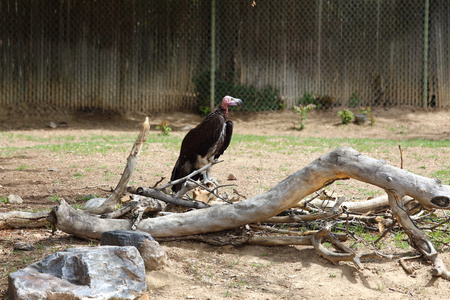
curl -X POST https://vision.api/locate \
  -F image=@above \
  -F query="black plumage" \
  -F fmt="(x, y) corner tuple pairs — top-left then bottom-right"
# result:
(171, 96), (243, 192)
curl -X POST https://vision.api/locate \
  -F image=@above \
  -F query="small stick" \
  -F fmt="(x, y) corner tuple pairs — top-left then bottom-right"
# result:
(233, 189), (247, 199)
(398, 145), (404, 169)
(152, 177), (166, 188)
(374, 217), (396, 245)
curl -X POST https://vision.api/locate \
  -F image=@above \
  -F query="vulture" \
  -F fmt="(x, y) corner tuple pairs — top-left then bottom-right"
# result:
(170, 95), (243, 192)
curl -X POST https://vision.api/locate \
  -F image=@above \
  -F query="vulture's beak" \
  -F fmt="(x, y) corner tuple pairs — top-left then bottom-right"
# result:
(230, 98), (243, 107)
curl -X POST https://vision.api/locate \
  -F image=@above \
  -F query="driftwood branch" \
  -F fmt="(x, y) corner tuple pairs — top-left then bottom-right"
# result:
(50, 147), (450, 238)
(129, 187), (210, 209)
(387, 190), (450, 279)
(0, 211), (50, 229)
(87, 117), (150, 214)
(49, 147), (450, 278)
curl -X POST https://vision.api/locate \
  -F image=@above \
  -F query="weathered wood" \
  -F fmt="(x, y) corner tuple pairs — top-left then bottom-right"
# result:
(387, 190), (450, 280)
(87, 117), (150, 214)
(0, 211), (49, 229)
(49, 147), (450, 278)
(50, 147), (450, 238)
(130, 187), (209, 209)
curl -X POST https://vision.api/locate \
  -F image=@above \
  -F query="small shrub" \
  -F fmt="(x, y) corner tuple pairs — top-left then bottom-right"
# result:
(298, 92), (334, 109)
(194, 71), (283, 114)
(357, 107), (375, 126)
(293, 104), (316, 130)
(156, 120), (172, 136)
(337, 109), (354, 124)
(298, 92), (316, 106)
(198, 105), (210, 117)
(357, 106), (371, 115)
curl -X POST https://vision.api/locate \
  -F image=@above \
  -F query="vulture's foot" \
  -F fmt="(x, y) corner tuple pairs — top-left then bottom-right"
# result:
(202, 171), (219, 189)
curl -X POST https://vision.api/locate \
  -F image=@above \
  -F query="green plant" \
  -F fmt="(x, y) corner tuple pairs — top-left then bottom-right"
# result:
(228, 258), (241, 268)
(0, 197), (8, 204)
(104, 171), (115, 181)
(194, 70), (283, 114)
(49, 195), (60, 202)
(156, 120), (172, 136)
(251, 262), (265, 270)
(77, 194), (97, 201)
(293, 104), (316, 130)
(72, 203), (85, 210)
(298, 92), (334, 110)
(356, 106), (376, 126)
(393, 232), (410, 249)
(337, 109), (354, 124)
(349, 91), (361, 107)
(73, 172), (85, 179)
(298, 92), (316, 106)
(357, 106), (371, 115)
(199, 105), (210, 116)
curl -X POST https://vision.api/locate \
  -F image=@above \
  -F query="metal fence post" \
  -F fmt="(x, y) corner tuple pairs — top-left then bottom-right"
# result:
(423, 0), (430, 108)
(210, 0), (216, 112)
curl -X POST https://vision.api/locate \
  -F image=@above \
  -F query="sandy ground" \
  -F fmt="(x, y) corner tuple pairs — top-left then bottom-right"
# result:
(0, 105), (450, 299)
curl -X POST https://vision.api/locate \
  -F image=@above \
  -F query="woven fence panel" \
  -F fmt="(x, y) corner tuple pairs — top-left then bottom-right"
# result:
(0, 0), (448, 113)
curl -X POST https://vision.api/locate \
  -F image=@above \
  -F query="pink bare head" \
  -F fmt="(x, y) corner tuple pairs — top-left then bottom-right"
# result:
(221, 96), (243, 109)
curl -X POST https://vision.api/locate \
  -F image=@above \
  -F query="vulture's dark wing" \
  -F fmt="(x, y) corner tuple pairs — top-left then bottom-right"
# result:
(171, 110), (229, 192)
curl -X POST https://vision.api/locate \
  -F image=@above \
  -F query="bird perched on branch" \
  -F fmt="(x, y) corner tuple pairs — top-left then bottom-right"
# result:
(171, 96), (243, 192)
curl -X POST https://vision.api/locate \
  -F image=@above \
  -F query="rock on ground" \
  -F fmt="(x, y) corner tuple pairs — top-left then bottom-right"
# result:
(8, 246), (146, 300)
(101, 230), (166, 270)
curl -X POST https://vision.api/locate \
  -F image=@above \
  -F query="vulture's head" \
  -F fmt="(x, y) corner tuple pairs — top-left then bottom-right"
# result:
(221, 96), (243, 110)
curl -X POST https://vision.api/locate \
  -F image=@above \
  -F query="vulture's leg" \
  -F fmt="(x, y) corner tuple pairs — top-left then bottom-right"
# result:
(202, 170), (211, 182)
(202, 170), (219, 187)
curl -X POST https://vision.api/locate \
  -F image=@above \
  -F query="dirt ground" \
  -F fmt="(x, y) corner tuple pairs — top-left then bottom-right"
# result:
(1, 105), (450, 299)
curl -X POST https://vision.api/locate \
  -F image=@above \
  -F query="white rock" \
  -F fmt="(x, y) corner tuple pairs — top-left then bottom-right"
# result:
(7, 194), (23, 204)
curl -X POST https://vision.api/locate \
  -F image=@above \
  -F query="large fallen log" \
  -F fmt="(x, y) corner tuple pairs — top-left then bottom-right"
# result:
(49, 147), (450, 278)
(50, 147), (449, 237)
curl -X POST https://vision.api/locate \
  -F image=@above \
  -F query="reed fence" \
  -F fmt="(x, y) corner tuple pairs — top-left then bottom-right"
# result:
(0, 0), (449, 113)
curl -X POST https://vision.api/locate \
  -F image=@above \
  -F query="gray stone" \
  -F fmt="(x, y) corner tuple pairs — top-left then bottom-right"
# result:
(84, 197), (107, 211)
(13, 242), (35, 251)
(139, 239), (167, 270)
(8, 246), (146, 300)
(101, 230), (155, 248)
(101, 230), (166, 271)
(7, 194), (23, 204)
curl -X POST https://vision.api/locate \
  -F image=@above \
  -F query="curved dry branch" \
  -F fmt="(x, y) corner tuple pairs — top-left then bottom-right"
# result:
(49, 147), (450, 278)
(51, 147), (450, 238)
(387, 190), (450, 280)
(87, 117), (150, 214)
